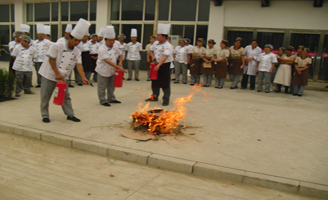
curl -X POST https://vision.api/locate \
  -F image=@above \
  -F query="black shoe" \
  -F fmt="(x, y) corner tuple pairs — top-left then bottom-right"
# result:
(162, 102), (169, 106)
(69, 85), (74, 88)
(293, 94), (298, 96)
(265, 90), (270, 93)
(250, 88), (255, 90)
(77, 83), (83, 86)
(240, 87), (246, 89)
(123, 78), (125, 80)
(67, 116), (81, 122)
(183, 82), (187, 84)
(190, 84), (194, 86)
(234, 86), (238, 89)
(257, 90), (262, 92)
(110, 100), (121, 103)
(24, 90), (35, 94)
(202, 85), (209, 87)
(35, 85), (41, 88)
(42, 118), (50, 123)
(298, 94), (302, 97)
(145, 98), (158, 102)
(101, 102), (111, 106)
(135, 79), (140, 81)
(174, 81), (179, 84)
(127, 78), (132, 81)
(172, 78), (175, 81)
(147, 79), (151, 81)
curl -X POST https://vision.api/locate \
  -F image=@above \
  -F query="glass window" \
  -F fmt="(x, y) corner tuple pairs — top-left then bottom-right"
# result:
(196, 25), (208, 46)
(26, 3), (33, 22)
(290, 33), (320, 51)
(111, 0), (120, 20)
(122, 24), (142, 44)
(227, 31), (253, 47)
(257, 32), (284, 49)
(0, 5), (10, 22)
(35, 3), (50, 22)
(52, 2), (59, 21)
(11, 4), (15, 22)
(89, 24), (96, 35)
(61, 2), (69, 21)
(172, 25), (183, 36)
(70, 1), (88, 21)
(90, 0), (97, 21)
(171, 0), (197, 21)
(122, 0), (143, 20)
(112, 24), (120, 35)
(158, 0), (169, 20)
(172, 25), (195, 45)
(0, 25), (10, 44)
(318, 35), (328, 80)
(198, 0), (210, 21)
(50, 25), (58, 42)
(143, 24), (154, 48)
(145, 0), (155, 20)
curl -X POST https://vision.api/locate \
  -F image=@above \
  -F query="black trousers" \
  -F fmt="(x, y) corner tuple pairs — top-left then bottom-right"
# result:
(241, 74), (256, 89)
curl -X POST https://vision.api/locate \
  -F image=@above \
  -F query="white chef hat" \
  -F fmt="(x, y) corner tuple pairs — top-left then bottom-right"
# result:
(20, 24), (30, 33)
(157, 23), (171, 35)
(36, 23), (45, 34)
(44, 25), (51, 35)
(131, 29), (137, 37)
(98, 28), (105, 37)
(104, 26), (115, 39)
(65, 24), (73, 33)
(70, 18), (91, 40)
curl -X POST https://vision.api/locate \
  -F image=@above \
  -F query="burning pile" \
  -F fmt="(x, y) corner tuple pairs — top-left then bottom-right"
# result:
(131, 85), (211, 135)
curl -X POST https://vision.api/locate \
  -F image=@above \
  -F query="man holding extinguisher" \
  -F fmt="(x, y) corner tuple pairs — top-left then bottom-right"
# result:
(95, 25), (125, 107)
(38, 19), (90, 123)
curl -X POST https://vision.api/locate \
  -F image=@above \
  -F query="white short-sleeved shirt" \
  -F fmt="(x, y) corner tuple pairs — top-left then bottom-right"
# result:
(145, 43), (152, 51)
(95, 43), (122, 77)
(38, 42), (82, 82)
(150, 40), (173, 63)
(257, 52), (278, 72)
(118, 42), (127, 60)
(88, 41), (100, 54)
(32, 39), (53, 62)
(77, 41), (90, 52)
(12, 45), (37, 72)
(126, 42), (142, 61)
(174, 46), (190, 63)
(9, 40), (20, 53)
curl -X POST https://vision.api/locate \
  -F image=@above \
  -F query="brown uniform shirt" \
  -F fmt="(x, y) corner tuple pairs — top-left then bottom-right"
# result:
(229, 46), (245, 59)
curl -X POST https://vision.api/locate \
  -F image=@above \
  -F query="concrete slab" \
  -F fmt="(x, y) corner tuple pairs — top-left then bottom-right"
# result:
(107, 145), (151, 164)
(299, 182), (328, 199)
(148, 154), (195, 174)
(41, 132), (74, 147)
(72, 139), (111, 156)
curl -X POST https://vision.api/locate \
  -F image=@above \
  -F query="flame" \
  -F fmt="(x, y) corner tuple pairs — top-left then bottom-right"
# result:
(136, 88), (147, 92)
(132, 85), (211, 134)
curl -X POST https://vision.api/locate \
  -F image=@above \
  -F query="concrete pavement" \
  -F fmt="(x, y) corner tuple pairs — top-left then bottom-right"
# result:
(0, 61), (328, 199)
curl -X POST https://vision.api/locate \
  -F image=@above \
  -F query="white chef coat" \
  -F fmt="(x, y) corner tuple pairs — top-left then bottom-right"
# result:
(126, 42), (142, 61)
(12, 45), (37, 72)
(257, 52), (278, 72)
(118, 42), (127, 60)
(150, 40), (173, 63)
(57, 37), (67, 43)
(8, 40), (20, 53)
(186, 44), (193, 52)
(244, 45), (262, 76)
(95, 43), (122, 77)
(97, 40), (104, 46)
(32, 39), (53, 62)
(174, 46), (190, 63)
(88, 41), (100, 54)
(38, 42), (82, 82)
(76, 41), (90, 52)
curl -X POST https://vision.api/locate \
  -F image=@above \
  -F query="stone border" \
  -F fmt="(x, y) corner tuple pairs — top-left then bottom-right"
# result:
(0, 121), (327, 199)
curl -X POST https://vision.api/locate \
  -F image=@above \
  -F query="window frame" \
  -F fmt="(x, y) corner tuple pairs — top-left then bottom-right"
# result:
(0, 3), (15, 44)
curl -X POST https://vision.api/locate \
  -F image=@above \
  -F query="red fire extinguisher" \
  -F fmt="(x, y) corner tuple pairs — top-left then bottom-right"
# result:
(150, 62), (158, 80)
(114, 70), (123, 87)
(53, 81), (67, 105)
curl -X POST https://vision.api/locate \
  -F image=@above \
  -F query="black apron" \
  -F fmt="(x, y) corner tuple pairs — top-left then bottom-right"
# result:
(190, 58), (202, 75)
(215, 62), (228, 78)
(9, 57), (15, 74)
(82, 51), (92, 72)
(89, 53), (97, 72)
(151, 62), (171, 88)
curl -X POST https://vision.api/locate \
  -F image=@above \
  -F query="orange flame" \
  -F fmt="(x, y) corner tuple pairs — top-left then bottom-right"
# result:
(132, 85), (211, 134)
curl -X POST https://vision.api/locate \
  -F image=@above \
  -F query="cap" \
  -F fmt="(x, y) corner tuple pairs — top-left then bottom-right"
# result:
(178, 38), (186, 43)
(13, 31), (23, 37)
(65, 24), (73, 33)
(286, 46), (294, 51)
(44, 25), (51, 35)
(131, 29), (137, 37)
(118, 34), (126, 39)
(20, 24), (30, 33)
(235, 37), (242, 42)
(184, 38), (191, 43)
(98, 27), (105, 37)
(298, 45), (305, 50)
(150, 35), (156, 39)
(208, 39), (216, 45)
(303, 48), (310, 53)
(90, 34), (97, 38)
(197, 38), (204, 43)
(19, 35), (31, 43)
(71, 19), (91, 40)
(157, 23), (171, 35)
(264, 44), (273, 49)
(104, 26), (116, 39)
(36, 23), (45, 34)
(221, 39), (228, 46)
(278, 47), (286, 52)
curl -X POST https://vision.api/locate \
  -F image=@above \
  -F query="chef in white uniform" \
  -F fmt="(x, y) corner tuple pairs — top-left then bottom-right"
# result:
(95, 26), (125, 107)
(88, 34), (100, 82)
(126, 29), (142, 81)
(38, 18), (90, 123)
(173, 38), (191, 84)
(33, 23), (53, 87)
(76, 33), (91, 84)
(97, 27), (105, 46)
(44, 25), (51, 40)
(57, 24), (72, 43)
(8, 31), (23, 74)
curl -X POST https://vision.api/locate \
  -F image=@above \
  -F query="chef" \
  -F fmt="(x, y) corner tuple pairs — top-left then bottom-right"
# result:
(190, 38), (205, 86)
(8, 31), (23, 74)
(33, 23), (53, 88)
(88, 34), (100, 82)
(241, 40), (261, 90)
(202, 39), (217, 87)
(146, 23), (173, 106)
(95, 26), (124, 107)
(38, 18), (90, 123)
(292, 48), (312, 97)
(44, 25), (51, 40)
(213, 39), (230, 89)
(145, 36), (156, 81)
(20, 24), (33, 46)
(173, 38), (191, 84)
(126, 29), (142, 81)
(229, 37), (245, 89)
(57, 24), (72, 43)
(97, 27), (105, 46)
(76, 32), (92, 84)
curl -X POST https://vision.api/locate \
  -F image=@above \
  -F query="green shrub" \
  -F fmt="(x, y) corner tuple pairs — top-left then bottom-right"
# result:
(0, 69), (16, 101)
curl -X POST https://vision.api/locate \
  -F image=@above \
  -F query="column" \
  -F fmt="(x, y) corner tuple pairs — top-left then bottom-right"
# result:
(14, 0), (24, 31)
(96, 0), (109, 33)
(207, 3), (224, 48)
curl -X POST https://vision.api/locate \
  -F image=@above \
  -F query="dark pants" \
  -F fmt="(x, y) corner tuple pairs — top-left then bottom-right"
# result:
(241, 74), (256, 89)
(34, 62), (42, 86)
(276, 84), (289, 93)
(152, 85), (170, 104)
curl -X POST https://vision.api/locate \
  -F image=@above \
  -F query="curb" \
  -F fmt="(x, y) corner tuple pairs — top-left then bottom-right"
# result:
(0, 121), (327, 199)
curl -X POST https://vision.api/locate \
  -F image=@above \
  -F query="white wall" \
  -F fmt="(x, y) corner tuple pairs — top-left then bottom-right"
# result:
(207, 2), (225, 48)
(95, 0), (109, 33)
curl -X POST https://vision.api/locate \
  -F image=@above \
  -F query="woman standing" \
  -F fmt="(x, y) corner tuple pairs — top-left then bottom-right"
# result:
(190, 38), (205, 86)
(229, 37), (245, 89)
(201, 39), (217, 87)
(274, 46), (296, 93)
(213, 40), (230, 89)
(292, 48), (312, 97)
(173, 39), (191, 84)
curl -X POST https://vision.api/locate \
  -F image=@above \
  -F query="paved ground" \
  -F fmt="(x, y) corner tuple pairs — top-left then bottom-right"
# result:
(0, 132), (321, 200)
(1, 61), (328, 197)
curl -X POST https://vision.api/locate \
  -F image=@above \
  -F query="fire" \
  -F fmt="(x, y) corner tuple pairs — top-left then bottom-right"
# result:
(132, 85), (212, 134)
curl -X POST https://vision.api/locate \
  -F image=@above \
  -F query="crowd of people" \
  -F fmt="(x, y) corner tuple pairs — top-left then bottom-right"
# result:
(7, 19), (313, 123)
